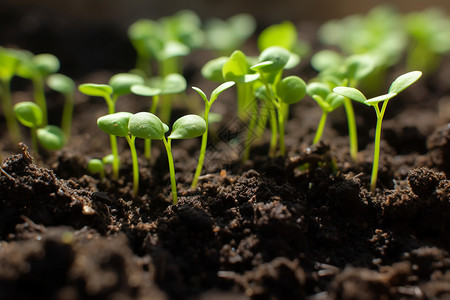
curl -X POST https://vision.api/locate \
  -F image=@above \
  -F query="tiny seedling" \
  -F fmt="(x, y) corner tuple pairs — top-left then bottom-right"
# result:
(250, 46), (305, 157)
(131, 73), (187, 160)
(204, 13), (256, 55)
(47, 73), (76, 140)
(306, 82), (345, 144)
(191, 81), (235, 188)
(97, 112), (139, 196)
(16, 52), (60, 126)
(128, 112), (206, 203)
(13, 101), (66, 155)
(0, 47), (28, 144)
(79, 73), (144, 179)
(14, 101), (43, 154)
(333, 71), (422, 193)
(87, 158), (105, 179)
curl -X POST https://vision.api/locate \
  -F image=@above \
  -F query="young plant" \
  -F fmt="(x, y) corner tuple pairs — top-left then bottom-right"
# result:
(333, 71), (422, 193)
(250, 46), (306, 157)
(16, 52), (60, 126)
(191, 81), (235, 188)
(306, 82), (345, 144)
(204, 13), (256, 55)
(128, 112), (206, 204)
(13, 101), (66, 155)
(87, 158), (105, 179)
(47, 73), (76, 140)
(97, 112), (139, 196)
(79, 73), (144, 179)
(131, 73), (187, 160)
(0, 47), (27, 144)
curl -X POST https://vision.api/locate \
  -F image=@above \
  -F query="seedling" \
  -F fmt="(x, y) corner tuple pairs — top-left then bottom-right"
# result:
(13, 101), (66, 155)
(333, 71), (422, 193)
(128, 112), (206, 203)
(16, 52), (60, 126)
(97, 112), (139, 196)
(204, 13), (256, 55)
(403, 8), (450, 74)
(306, 82), (345, 144)
(87, 158), (105, 179)
(79, 73), (144, 179)
(0, 47), (28, 144)
(250, 46), (306, 157)
(47, 73), (76, 140)
(131, 73), (187, 159)
(191, 81), (235, 188)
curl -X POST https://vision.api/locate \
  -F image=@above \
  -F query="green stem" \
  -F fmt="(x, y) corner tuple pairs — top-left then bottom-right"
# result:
(343, 98), (358, 161)
(32, 76), (48, 126)
(243, 99), (259, 162)
(277, 103), (287, 156)
(145, 95), (160, 160)
(162, 137), (178, 204)
(370, 101), (388, 193)
(31, 127), (39, 156)
(61, 93), (74, 140)
(268, 101), (278, 158)
(106, 95), (120, 180)
(126, 135), (139, 197)
(191, 106), (210, 188)
(313, 111), (328, 144)
(1, 79), (22, 144)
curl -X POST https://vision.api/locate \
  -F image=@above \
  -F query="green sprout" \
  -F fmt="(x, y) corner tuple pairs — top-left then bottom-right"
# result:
(16, 52), (60, 126)
(191, 81), (235, 188)
(403, 7), (450, 74)
(333, 71), (422, 193)
(79, 73), (144, 179)
(204, 13), (256, 55)
(310, 50), (377, 161)
(97, 112), (139, 196)
(87, 158), (105, 179)
(306, 82), (345, 144)
(0, 46), (24, 144)
(128, 112), (206, 203)
(13, 101), (66, 155)
(131, 73), (187, 160)
(250, 46), (306, 157)
(47, 73), (76, 140)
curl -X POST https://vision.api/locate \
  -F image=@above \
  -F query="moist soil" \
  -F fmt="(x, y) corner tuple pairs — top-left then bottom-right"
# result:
(1, 17), (450, 300)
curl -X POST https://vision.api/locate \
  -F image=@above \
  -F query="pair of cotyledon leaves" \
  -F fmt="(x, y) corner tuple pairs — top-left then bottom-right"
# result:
(97, 112), (206, 141)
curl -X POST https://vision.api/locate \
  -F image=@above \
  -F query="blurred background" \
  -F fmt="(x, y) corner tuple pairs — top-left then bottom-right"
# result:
(1, 0), (450, 77)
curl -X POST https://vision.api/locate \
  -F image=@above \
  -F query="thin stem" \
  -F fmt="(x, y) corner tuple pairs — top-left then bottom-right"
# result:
(1, 79), (22, 144)
(343, 98), (358, 161)
(31, 126), (39, 156)
(106, 95), (120, 179)
(191, 105), (210, 188)
(277, 103), (287, 156)
(313, 111), (328, 144)
(268, 101), (278, 158)
(162, 137), (178, 204)
(126, 135), (139, 197)
(370, 100), (389, 193)
(32, 76), (48, 126)
(145, 95), (160, 160)
(242, 99), (259, 162)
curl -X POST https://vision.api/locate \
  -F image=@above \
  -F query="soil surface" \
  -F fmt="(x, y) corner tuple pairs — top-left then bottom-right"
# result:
(1, 11), (450, 300)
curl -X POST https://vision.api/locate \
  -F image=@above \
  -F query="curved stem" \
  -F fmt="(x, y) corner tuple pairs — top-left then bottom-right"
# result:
(313, 111), (328, 144)
(343, 98), (358, 161)
(191, 106), (210, 188)
(163, 137), (178, 204)
(126, 135), (139, 197)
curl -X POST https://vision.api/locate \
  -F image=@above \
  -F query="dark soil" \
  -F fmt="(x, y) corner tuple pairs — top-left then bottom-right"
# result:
(1, 9), (450, 300)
